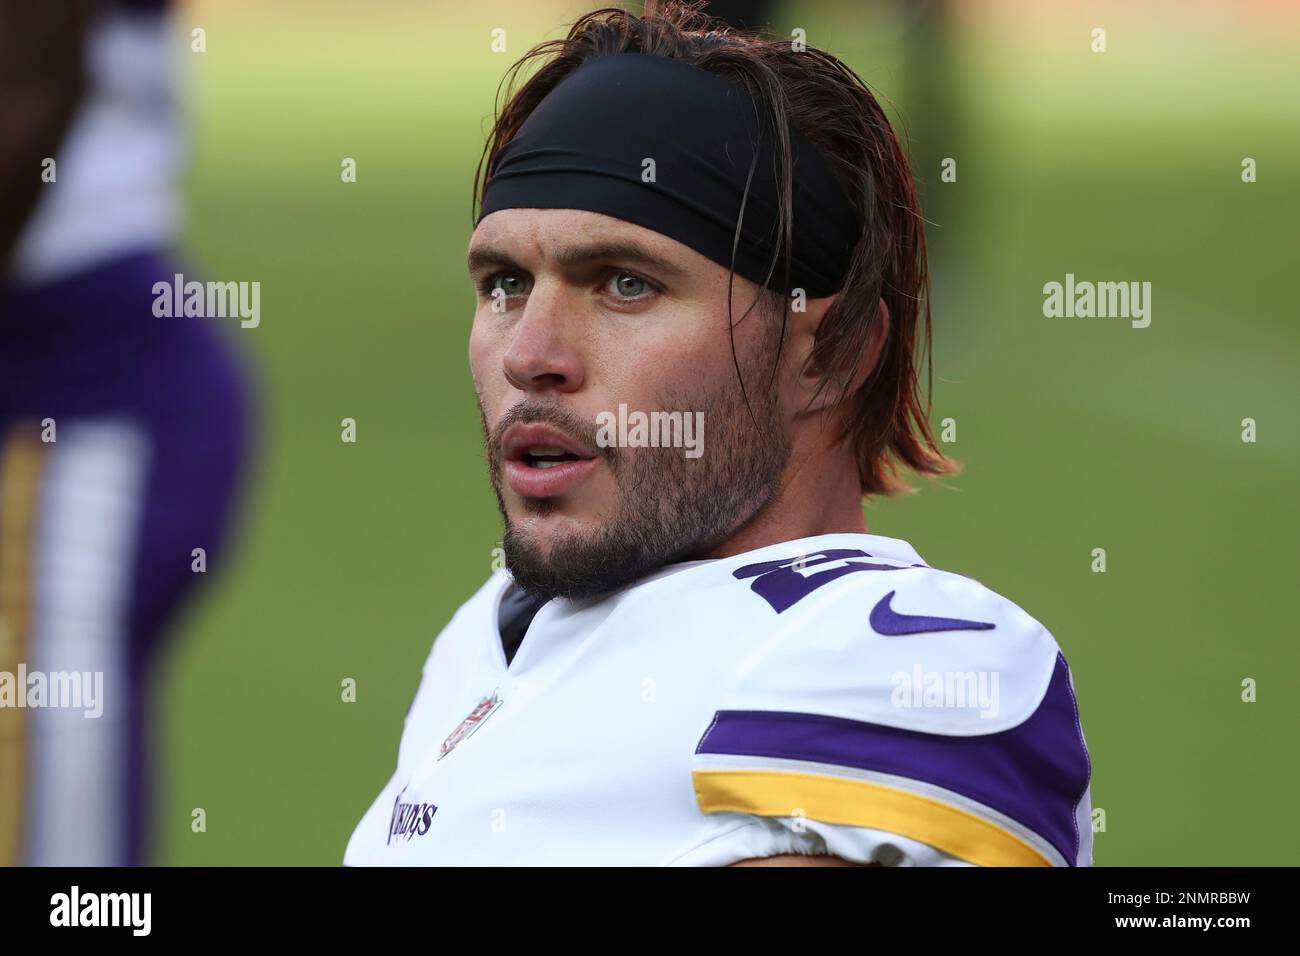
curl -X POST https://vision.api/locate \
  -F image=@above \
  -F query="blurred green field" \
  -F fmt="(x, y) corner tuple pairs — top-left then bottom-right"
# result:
(161, 0), (1300, 864)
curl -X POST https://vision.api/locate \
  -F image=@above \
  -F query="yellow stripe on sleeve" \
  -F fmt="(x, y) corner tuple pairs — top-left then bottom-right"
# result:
(692, 768), (1054, 867)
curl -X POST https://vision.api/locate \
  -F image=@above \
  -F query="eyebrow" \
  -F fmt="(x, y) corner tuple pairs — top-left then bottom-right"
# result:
(467, 239), (688, 280)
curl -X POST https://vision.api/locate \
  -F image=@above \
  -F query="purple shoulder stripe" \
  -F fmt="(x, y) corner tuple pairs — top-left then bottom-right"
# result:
(695, 652), (1091, 865)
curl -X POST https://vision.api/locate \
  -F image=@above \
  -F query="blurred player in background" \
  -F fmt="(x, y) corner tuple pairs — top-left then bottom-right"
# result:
(0, 0), (251, 865)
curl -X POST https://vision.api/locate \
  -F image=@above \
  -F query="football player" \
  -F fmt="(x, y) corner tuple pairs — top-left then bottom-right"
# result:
(0, 0), (251, 865)
(345, 2), (1091, 867)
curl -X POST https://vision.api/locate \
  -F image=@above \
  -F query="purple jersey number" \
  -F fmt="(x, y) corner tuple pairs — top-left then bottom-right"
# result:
(733, 549), (916, 613)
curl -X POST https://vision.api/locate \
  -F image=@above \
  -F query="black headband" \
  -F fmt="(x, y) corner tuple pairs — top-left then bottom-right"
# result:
(476, 52), (859, 298)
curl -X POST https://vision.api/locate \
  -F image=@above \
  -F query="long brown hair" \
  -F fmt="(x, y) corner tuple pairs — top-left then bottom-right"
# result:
(472, 1), (957, 497)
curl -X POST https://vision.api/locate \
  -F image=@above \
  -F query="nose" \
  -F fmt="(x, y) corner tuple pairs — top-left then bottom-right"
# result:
(501, 282), (585, 394)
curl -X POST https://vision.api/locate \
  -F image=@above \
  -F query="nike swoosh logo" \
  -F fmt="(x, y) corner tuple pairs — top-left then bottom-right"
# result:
(869, 590), (996, 635)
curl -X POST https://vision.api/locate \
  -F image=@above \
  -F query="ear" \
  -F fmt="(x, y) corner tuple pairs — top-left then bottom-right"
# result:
(792, 296), (891, 416)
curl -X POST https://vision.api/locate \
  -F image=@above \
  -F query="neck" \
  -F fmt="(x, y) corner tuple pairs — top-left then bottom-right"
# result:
(704, 442), (867, 559)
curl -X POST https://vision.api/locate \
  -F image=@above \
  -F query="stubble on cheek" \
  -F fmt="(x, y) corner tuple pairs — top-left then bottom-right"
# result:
(496, 372), (789, 601)
(472, 286), (791, 600)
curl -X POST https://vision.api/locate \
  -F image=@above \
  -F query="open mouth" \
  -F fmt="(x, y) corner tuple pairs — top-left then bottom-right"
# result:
(501, 422), (600, 499)
(520, 445), (585, 469)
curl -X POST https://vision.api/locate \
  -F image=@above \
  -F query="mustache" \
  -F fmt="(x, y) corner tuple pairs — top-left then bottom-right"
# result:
(486, 400), (616, 469)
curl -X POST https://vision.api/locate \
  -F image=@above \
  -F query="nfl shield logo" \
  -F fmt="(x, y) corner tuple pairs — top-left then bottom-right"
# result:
(438, 689), (503, 760)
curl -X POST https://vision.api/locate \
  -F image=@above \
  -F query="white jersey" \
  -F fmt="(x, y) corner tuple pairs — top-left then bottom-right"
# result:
(9, 5), (182, 284)
(344, 533), (1092, 866)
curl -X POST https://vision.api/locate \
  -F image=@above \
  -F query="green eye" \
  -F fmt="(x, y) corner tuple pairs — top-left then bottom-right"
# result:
(610, 273), (648, 298)
(492, 274), (528, 296)
(476, 271), (529, 299)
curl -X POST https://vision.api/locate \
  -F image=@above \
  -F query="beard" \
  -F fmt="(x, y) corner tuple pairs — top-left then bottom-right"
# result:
(480, 337), (791, 602)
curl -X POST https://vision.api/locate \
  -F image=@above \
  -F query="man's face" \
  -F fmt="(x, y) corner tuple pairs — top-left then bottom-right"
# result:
(468, 208), (793, 600)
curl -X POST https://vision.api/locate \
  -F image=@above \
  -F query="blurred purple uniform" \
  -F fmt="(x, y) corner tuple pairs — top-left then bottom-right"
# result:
(0, 0), (251, 866)
(0, 251), (250, 866)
